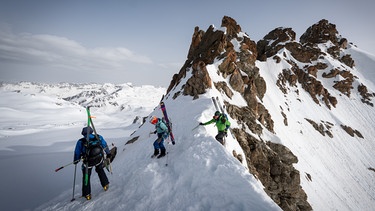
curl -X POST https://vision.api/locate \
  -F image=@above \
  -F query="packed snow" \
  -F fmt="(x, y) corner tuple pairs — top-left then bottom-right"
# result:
(1, 41), (375, 211)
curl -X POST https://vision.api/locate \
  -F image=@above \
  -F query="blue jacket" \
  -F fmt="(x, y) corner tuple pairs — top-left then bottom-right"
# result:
(74, 134), (110, 162)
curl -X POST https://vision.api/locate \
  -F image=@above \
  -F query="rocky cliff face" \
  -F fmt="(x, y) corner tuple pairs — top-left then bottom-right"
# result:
(166, 16), (374, 211)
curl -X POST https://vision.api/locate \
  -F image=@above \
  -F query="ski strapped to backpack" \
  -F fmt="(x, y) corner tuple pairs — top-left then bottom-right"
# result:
(212, 97), (228, 122)
(84, 107), (90, 186)
(160, 102), (175, 145)
(211, 97), (235, 140)
(85, 107), (117, 173)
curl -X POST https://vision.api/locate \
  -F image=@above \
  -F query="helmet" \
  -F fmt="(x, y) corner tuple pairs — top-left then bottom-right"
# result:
(213, 111), (221, 119)
(150, 116), (158, 124)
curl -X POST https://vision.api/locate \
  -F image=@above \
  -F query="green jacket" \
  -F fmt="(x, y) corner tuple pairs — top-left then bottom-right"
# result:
(203, 114), (231, 132)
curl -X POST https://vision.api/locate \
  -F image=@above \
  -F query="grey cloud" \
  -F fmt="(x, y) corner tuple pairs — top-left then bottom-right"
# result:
(0, 29), (153, 71)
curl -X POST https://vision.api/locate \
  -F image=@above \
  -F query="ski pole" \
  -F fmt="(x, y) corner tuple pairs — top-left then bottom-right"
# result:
(191, 124), (201, 131)
(165, 137), (170, 167)
(71, 163), (77, 202)
(55, 161), (75, 172)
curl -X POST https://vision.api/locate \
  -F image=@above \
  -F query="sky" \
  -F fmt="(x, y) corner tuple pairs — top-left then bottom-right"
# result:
(0, 0), (374, 86)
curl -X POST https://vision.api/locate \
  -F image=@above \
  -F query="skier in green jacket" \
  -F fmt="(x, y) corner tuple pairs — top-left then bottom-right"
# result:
(200, 111), (231, 145)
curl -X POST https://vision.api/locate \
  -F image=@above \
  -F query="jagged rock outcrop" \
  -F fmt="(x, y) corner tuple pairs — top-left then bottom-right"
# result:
(166, 16), (374, 211)
(167, 16), (312, 211)
(305, 119), (334, 138)
(300, 19), (348, 50)
(169, 16), (273, 133)
(258, 19), (375, 109)
(232, 128), (312, 211)
(299, 20), (372, 101)
(257, 27), (338, 109)
(257, 27), (296, 61)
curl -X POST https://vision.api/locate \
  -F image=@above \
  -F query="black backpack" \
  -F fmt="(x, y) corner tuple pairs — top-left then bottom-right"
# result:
(81, 135), (104, 167)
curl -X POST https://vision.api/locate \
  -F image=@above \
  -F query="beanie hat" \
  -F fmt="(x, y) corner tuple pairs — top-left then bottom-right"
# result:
(81, 126), (93, 136)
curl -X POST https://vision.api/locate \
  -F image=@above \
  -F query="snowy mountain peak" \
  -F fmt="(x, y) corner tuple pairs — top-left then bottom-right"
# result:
(159, 16), (375, 210)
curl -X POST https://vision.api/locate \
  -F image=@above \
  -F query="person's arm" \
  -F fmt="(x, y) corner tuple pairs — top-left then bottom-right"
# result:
(200, 118), (215, 125)
(225, 119), (231, 130)
(100, 135), (110, 154)
(73, 140), (82, 163)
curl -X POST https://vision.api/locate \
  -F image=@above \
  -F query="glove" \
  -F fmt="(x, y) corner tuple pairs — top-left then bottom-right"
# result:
(73, 159), (80, 165)
(224, 130), (228, 137)
(199, 122), (204, 125)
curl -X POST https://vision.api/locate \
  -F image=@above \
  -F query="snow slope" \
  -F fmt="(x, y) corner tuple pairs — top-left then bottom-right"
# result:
(0, 82), (279, 211)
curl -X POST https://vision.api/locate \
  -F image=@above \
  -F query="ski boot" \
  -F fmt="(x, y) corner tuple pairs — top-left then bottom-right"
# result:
(103, 184), (109, 191)
(85, 194), (91, 200)
(157, 148), (166, 159)
(151, 149), (159, 158)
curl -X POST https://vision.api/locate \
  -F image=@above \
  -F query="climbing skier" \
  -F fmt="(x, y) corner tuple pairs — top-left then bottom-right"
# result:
(200, 111), (231, 145)
(149, 116), (169, 158)
(73, 126), (111, 200)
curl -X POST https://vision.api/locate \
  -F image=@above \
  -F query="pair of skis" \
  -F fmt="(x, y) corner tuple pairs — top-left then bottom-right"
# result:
(212, 97), (224, 114)
(86, 107), (116, 173)
(211, 97), (236, 140)
(191, 96), (227, 131)
(160, 102), (175, 145)
(212, 97), (227, 145)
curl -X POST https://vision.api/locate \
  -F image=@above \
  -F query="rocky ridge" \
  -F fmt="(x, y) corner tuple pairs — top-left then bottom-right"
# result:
(166, 16), (374, 211)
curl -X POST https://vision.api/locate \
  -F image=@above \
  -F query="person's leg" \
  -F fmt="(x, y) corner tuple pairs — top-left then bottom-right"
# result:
(215, 132), (225, 145)
(96, 164), (109, 190)
(153, 140), (160, 157)
(82, 166), (92, 198)
(157, 138), (166, 158)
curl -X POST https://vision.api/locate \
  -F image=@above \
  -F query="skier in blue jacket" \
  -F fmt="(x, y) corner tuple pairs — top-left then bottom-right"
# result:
(73, 126), (111, 200)
(150, 116), (169, 158)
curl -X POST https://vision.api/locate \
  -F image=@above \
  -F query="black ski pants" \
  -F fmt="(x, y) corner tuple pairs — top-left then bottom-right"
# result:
(215, 131), (226, 145)
(81, 163), (109, 196)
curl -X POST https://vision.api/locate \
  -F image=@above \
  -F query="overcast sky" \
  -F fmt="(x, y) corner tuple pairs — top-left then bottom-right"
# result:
(1, 0), (374, 87)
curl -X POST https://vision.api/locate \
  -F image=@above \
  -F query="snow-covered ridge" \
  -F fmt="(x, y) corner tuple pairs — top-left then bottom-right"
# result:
(0, 81), (165, 110)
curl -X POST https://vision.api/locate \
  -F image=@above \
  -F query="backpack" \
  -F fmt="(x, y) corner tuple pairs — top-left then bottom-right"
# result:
(81, 135), (104, 167)
(158, 117), (169, 132)
(219, 113), (228, 124)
